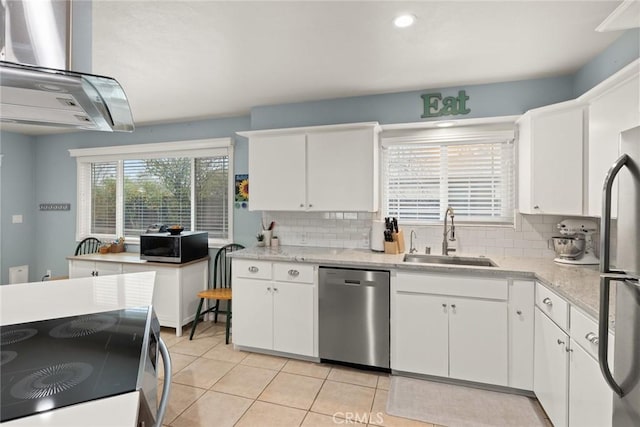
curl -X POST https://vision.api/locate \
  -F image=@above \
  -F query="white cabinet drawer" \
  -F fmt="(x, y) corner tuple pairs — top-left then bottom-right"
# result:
(535, 283), (568, 331)
(570, 307), (614, 361)
(396, 272), (508, 300)
(233, 259), (272, 280)
(273, 263), (314, 284)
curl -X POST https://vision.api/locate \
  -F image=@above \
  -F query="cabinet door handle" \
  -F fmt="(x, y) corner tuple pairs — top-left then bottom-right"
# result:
(557, 339), (565, 346)
(451, 304), (456, 309)
(442, 303), (447, 308)
(534, 205), (540, 210)
(308, 204), (313, 208)
(248, 266), (259, 273)
(299, 203), (304, 208)
(273, 287), (278, 292)
(516, 310), (523, 315)
(288, 269), (299, 277)
(585, 332), (599, 344)
(542, 297), (553, 306)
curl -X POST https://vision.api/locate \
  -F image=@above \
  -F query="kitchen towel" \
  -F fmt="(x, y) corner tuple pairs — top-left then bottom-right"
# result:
(386, 376), (548, 427)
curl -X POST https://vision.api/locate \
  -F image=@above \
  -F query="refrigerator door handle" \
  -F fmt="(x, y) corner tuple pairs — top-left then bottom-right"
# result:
(599, 274), (626, 397)
(600, 154), (629, 274)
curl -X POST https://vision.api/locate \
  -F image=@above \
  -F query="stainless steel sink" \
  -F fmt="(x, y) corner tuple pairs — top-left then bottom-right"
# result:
(402, 254), (496, 267)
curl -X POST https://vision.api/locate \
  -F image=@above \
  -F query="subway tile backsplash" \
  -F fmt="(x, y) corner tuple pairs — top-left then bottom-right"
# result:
(261, 212), (603, 259)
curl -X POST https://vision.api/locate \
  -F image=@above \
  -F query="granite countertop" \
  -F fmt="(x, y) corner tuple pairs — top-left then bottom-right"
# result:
(231, 245), (611, 329)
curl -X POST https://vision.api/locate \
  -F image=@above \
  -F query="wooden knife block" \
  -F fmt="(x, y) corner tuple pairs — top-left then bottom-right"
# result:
(384, 229), (405, 254)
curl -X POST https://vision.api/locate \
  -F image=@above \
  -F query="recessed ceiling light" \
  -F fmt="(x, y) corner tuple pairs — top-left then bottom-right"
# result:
(394, 14), (416, 28)
(436, 121), (455, 128)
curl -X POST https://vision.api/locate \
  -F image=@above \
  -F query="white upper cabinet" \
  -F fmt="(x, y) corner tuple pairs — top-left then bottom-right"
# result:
(586, 67), (640, 217)
(248, 133), (307, 211)
(240, 122), (380, 212)
(306, 128), (378, 211)
(517, 100), (585, 215)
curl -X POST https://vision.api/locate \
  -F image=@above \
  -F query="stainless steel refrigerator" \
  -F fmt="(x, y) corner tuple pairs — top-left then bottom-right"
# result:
(599, 125), (640, 427)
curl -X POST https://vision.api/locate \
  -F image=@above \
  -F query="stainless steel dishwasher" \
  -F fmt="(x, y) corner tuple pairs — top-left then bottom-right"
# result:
(319, 267), (390, 369)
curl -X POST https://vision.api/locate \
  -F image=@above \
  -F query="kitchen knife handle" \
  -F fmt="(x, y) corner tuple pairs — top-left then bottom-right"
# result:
(601, 154), (628, 274)
(598, 275), (624, 397)
(156, 337), (172, 426)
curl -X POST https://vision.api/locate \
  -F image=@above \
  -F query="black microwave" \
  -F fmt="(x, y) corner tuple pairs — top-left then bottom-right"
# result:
(140, 231), (208, 263)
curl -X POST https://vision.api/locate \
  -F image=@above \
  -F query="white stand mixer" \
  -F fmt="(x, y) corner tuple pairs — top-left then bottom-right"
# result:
(552, 219), (600, 265)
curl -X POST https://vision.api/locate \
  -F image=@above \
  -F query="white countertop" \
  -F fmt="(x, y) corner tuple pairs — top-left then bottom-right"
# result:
(0, 271), (156, 326)
(230, 245), (609, 328)
(0, 272), (156, 426)
(66, 251), (209, 267)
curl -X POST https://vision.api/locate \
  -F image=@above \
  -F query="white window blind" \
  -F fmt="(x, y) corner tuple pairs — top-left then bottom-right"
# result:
(195, 157), (229, 239)
(383, 132), (515, 224)
(123, 158), (192, 237)
(71, 139), (233, 244)
(91, 162), (117, 234)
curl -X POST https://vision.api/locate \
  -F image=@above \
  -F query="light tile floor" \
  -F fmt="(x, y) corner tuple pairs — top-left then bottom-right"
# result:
(159, 322), (550, 427)
(159, 322), (435, 427)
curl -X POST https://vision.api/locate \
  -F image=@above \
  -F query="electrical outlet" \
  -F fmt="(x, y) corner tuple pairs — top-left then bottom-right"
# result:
(46, 269), (51, 278)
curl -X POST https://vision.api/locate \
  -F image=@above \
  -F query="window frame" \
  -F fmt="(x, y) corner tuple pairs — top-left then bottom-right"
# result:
(380, 126), (516, 226)
(70, 138), (234, 246)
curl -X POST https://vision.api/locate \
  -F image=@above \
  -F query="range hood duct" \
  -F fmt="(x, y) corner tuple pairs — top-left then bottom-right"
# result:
(0, 61), (134, 132)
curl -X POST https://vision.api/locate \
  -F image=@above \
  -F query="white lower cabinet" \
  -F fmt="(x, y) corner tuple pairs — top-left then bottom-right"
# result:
(568, 340), (613, 427)
(232, 260), (316, 357)
(394, 293), (449, 377)
(448, 297), (508, 385)
(272, 281), (314, 355)
(534, 307), (569, 427)
(392, 272), (509, 387)
(508, 280), (535, 390)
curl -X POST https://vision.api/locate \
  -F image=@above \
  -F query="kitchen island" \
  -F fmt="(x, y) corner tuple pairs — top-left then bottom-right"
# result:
(67, 252), (209, 336)
(0, 272), (156, 427)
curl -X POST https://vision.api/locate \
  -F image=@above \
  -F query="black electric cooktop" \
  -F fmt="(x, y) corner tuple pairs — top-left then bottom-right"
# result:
(0, 307), (149, 422)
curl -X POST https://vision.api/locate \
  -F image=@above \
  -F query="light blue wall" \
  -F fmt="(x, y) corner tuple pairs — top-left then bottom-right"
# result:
(32, 116), (254, 279)
(0, 132), (36, 284)
(573, 29), (640, 97)
(251, 75), (575, 130)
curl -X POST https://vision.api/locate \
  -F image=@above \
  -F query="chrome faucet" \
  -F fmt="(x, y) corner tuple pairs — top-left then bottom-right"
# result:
(409, 230), (418, 253)
(442, 206), (456, 255)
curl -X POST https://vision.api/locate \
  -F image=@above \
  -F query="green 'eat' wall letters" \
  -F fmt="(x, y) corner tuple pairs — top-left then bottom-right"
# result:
(421, 90), (471, 118)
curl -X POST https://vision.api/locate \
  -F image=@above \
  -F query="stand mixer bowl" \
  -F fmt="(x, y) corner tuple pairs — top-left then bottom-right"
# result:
(550, 235), (586, 260)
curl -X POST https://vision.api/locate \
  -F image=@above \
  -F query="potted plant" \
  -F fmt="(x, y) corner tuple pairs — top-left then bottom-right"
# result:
(256, 232), (265, 247)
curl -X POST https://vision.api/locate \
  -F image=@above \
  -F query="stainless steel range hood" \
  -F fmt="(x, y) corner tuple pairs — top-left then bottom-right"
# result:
(0, 61), (134, 132)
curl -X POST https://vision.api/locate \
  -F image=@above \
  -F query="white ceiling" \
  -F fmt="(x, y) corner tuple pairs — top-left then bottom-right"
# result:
(7, 0), (629, 134)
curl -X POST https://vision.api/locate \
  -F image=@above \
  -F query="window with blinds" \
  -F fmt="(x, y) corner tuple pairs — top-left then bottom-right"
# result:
(71, 139), (233, 244)
(383, 133), (515, 224)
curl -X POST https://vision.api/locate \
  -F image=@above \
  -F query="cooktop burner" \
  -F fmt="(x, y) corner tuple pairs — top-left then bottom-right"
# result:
(0, 307), (150, 423)
(1, 328), (37, 346)
(48, 314), (118, 338)
(10, 362), (93, 399)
